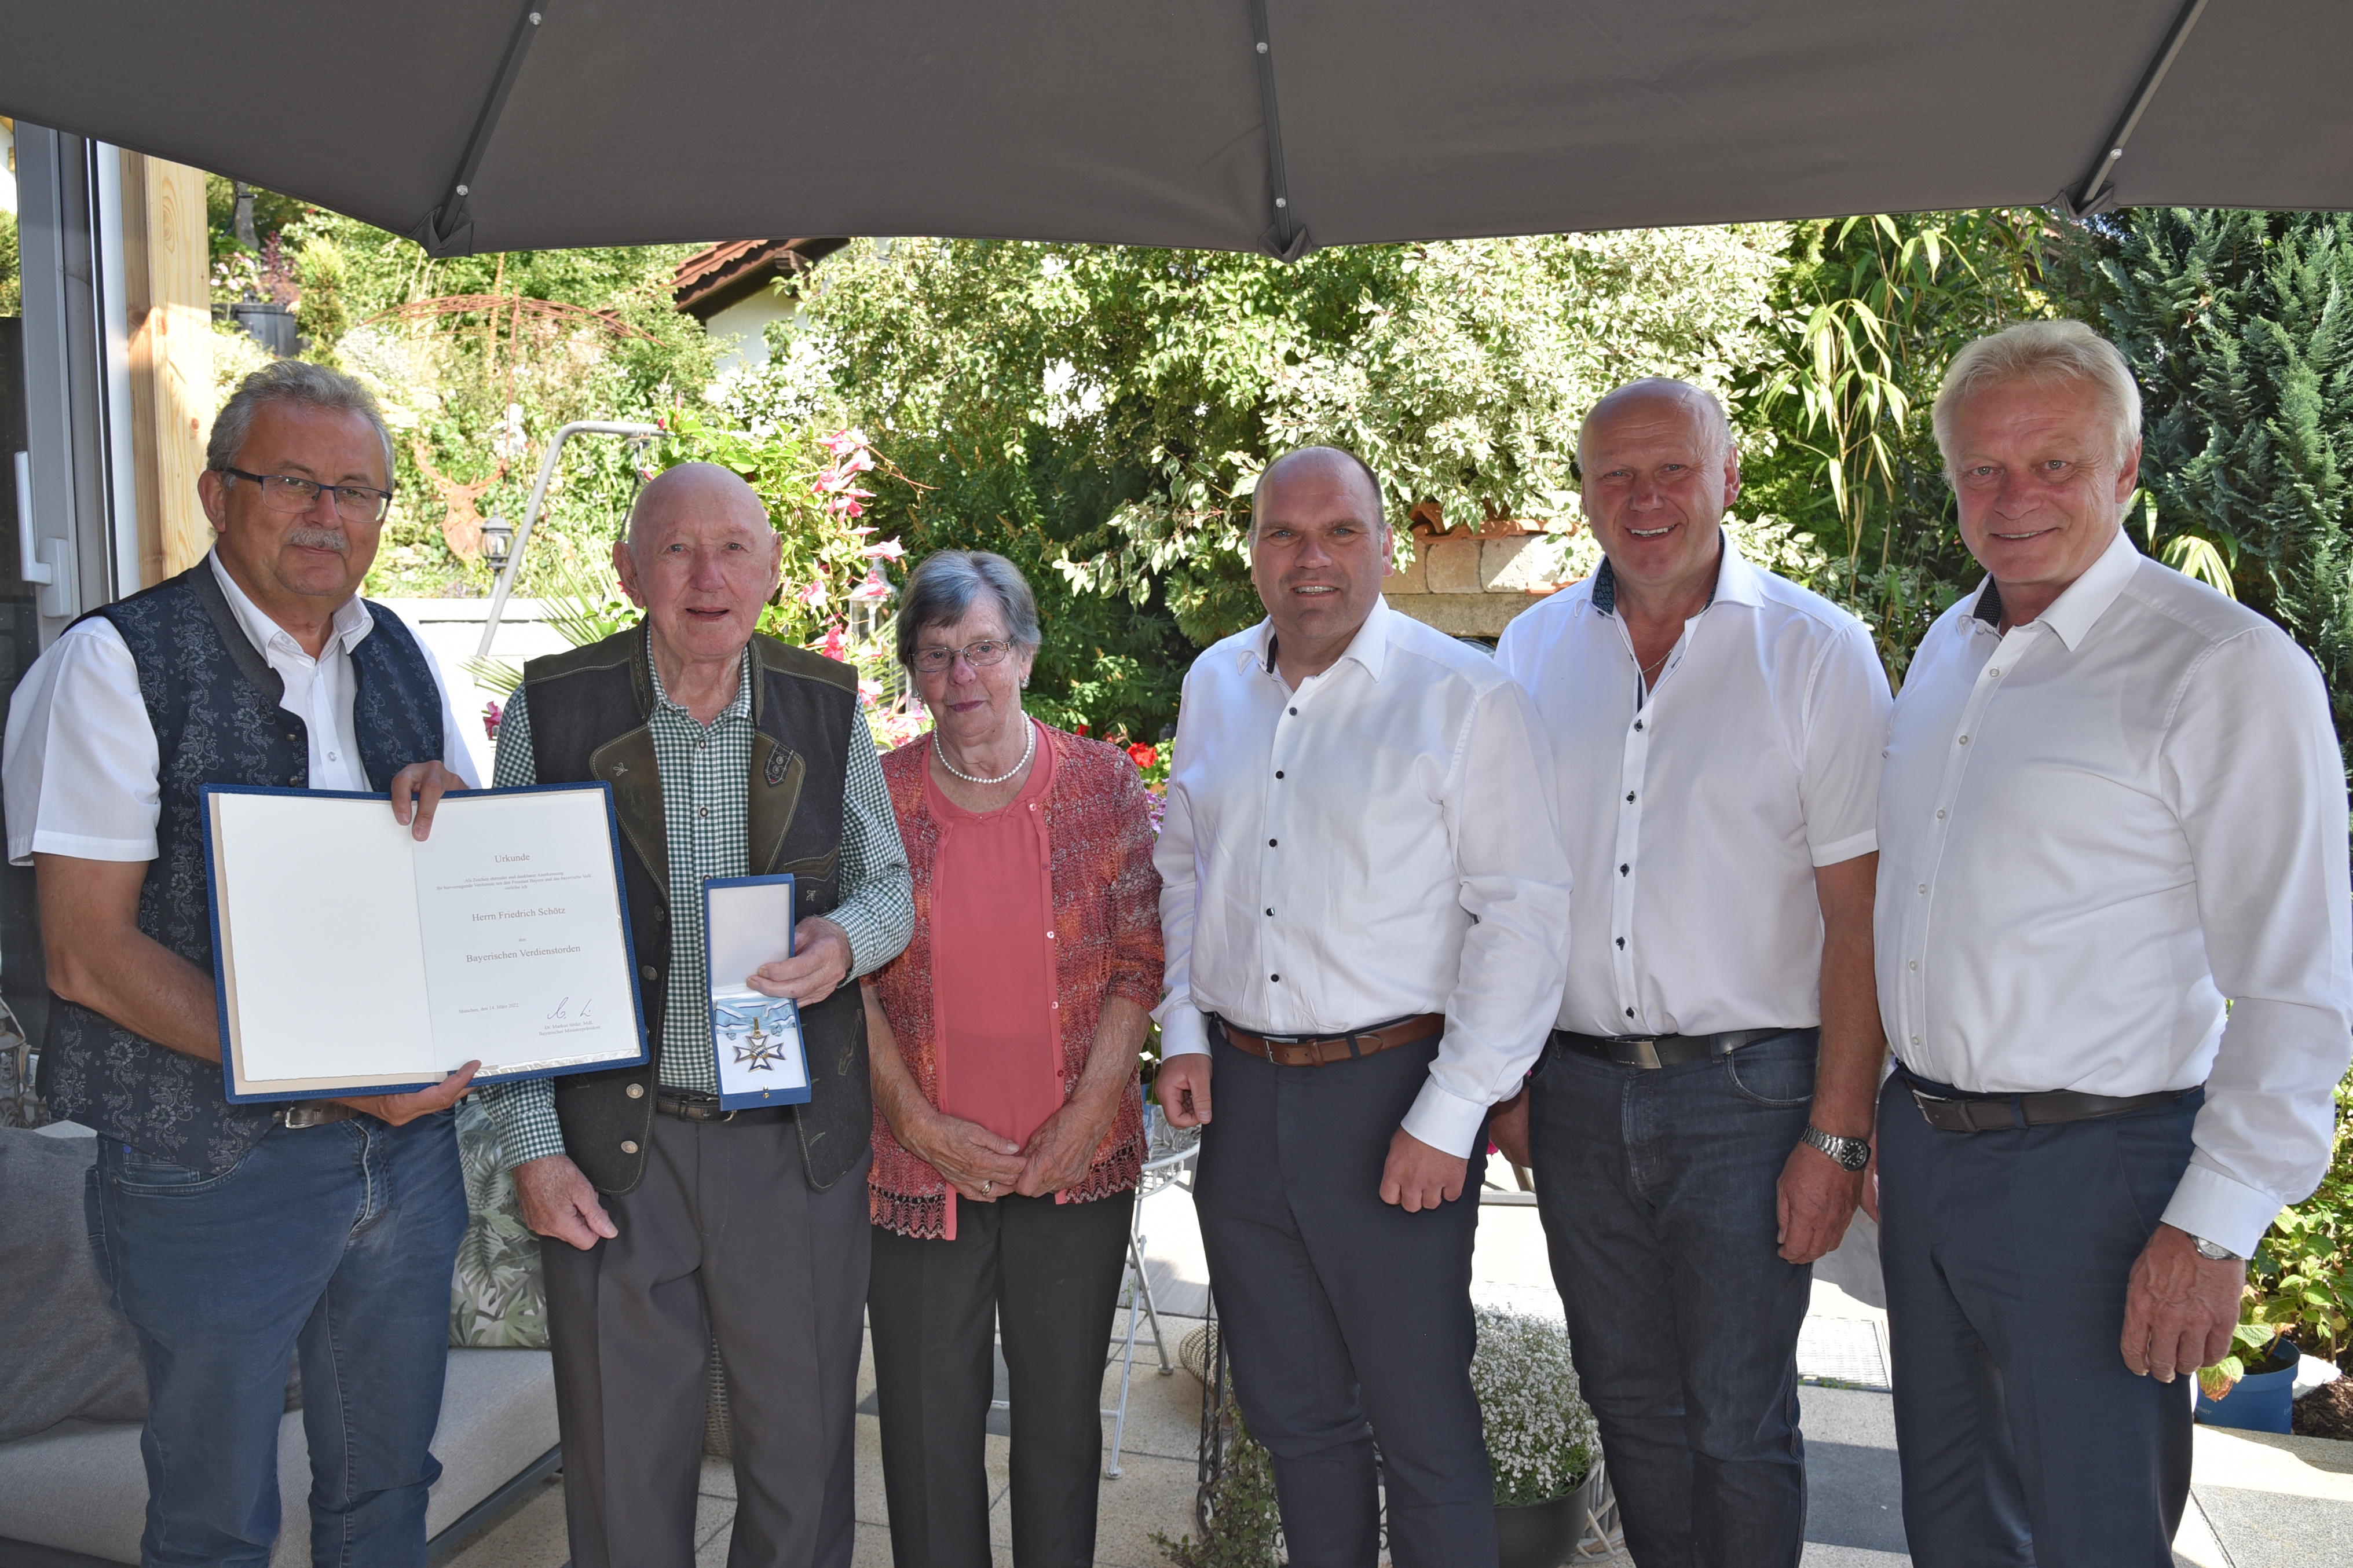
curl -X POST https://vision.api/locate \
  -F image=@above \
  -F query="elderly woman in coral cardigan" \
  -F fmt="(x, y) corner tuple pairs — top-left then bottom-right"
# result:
(862, 549), (1163, 1568)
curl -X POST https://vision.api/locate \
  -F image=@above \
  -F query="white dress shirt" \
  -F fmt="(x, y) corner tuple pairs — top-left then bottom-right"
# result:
(1878, 526), (2353, 1256)
(1154, 594), (1573, 1158)
(1496, 529), (1890, 1038)
(5, 552), (481, 865)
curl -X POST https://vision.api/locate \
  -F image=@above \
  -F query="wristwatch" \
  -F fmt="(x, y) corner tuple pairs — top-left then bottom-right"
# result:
(2189, 1234), (2242, 1262)
(1801, 1124), (1871, 1173)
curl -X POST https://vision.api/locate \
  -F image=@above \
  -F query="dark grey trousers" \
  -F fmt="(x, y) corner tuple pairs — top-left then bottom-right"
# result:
(868, 1188), (1136, 1568)
(1193, 1031), (1495, 1568)
(542, 1109), (871, 1568)
(1878, 1071), (2201, 1568)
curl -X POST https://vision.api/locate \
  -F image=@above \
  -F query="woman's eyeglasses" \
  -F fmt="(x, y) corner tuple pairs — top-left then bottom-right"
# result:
(910, 639), (1015, 674)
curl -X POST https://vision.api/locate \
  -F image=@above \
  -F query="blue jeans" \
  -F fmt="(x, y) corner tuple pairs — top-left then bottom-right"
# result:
(87, 1112), (467, 1568)
(1528, 1030), (1818, 1568)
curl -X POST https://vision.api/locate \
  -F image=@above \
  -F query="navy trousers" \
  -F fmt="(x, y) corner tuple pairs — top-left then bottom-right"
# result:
(1528, 1030), (1819, 1568)
(1192, 1030), (1495, 1568)
(1878, 1071), (2200, 1567)
(89, 1112), (467, 1568)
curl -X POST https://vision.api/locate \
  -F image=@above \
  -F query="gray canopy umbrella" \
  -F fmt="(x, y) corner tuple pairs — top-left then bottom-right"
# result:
(0, 0), (2341, 255)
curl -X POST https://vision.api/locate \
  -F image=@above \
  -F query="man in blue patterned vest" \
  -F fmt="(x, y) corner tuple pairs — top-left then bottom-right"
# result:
(3, 361), (482, 1568)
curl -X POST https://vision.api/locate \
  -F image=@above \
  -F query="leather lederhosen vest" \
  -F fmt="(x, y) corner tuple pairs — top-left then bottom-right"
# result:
(38, 562), (447, 1172)
(518, 623), (870, 1194)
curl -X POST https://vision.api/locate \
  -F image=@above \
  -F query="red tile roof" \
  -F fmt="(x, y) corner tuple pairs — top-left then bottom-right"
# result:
(671, 237), (849, 318)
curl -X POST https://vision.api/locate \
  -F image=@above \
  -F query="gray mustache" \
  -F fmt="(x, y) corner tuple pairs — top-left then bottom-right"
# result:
(286, 527), (347, 554)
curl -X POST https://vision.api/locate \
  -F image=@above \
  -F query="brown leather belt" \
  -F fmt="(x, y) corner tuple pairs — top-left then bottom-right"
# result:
(1554, 1027), (1801, 1070)
(656, 1089), (790, 1124)
(1897, 1065), (2187, 1133)
(1211, 1012), (1444, 1069)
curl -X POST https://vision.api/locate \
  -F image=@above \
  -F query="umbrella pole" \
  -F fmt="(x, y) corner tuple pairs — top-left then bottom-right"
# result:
(475, 420), (661, 661)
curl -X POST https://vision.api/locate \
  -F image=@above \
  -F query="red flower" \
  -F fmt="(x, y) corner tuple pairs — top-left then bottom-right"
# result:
(1074, 722), (1089, 735)
(1128, 743), (1158, 769)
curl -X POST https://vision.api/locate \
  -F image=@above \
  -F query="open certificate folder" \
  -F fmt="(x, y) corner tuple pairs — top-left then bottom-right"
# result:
(202, 782), (648, 1103)
(704, 874), (810, 1109)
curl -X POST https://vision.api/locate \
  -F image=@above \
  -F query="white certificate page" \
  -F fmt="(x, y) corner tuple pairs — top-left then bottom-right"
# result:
(208, 786), (642, 1098)
(411, 789), (641, 1072)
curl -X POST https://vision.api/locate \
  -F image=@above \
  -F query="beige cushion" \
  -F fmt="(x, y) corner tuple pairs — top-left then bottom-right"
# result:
(0, 1349), (556, 1565)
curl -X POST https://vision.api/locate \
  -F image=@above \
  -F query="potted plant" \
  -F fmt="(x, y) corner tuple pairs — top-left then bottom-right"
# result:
(1473, 1306), (1601, 1568)
(2198, 1321), (2304, 1434)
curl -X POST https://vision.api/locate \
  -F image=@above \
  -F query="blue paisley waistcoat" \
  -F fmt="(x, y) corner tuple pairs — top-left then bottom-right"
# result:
(36, 562), (448, 1172)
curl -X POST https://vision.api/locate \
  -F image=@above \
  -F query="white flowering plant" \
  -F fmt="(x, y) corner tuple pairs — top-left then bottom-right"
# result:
(1473, 1307), (1599, 1508)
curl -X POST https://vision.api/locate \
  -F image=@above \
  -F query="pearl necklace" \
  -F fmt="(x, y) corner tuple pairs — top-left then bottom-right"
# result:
(934, 719), (1035, 786)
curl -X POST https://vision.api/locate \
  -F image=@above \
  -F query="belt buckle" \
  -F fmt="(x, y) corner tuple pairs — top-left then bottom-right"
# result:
(281, 1102), (336, 1130)
(1907, 1085), (1951, 1124)
(1621, 1037), (1662, 1070)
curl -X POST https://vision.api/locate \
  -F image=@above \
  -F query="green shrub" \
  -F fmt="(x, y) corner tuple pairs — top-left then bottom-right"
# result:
(1156, 1400), (1283, 1568)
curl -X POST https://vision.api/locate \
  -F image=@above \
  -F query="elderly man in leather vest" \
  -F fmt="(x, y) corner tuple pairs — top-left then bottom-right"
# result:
(4, 359), (481, 1568)
(478, 463), (913, 1568)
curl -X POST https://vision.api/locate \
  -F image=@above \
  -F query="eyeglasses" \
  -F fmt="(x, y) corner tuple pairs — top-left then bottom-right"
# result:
(221, 468), (394, 525)
(910, 639), (1016, 675)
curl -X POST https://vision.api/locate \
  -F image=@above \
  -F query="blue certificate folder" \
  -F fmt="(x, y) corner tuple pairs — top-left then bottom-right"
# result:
(200, 781), (648, 1104)
(704, 873), (812, 1109)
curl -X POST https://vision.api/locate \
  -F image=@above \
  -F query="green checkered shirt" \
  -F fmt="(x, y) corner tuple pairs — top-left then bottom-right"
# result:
(478, 644), (913, 1170)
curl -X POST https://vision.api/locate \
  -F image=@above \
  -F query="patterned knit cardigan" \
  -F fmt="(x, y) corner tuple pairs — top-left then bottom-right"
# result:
(868, 724), (1165, 1237)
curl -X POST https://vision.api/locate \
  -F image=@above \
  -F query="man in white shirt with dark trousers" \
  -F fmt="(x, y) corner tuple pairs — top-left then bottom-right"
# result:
(1873, 319), (2353, 1566)
(1152, 445), (1571, 1568)
(1492, 378), (1893, 1568)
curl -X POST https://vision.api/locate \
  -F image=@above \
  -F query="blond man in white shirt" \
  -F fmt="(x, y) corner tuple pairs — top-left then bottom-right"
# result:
(1154, 446), (1571, 1568)
(1873, 320), (2352, 1566)
(1491, 380), (1891, 1568)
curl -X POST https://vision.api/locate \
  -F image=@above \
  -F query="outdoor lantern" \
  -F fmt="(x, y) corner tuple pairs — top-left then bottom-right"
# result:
(481, 516), (513, 567)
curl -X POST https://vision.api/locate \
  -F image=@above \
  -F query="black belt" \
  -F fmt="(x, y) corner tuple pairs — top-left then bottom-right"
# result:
(1552, 1027), (1799, 1069)
(1895, 1064), (2189, 1133)
(655, 1089), (790, 1124)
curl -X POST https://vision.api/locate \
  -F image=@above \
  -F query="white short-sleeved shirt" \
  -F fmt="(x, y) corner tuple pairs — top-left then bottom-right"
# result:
(5, 552), (481, 866)
(1496, 529), (1891, 1039)
(1878, 526), (2353, 1255)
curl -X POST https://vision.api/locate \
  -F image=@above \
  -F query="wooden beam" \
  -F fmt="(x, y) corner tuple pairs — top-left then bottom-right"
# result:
(122, 150), (213, 584)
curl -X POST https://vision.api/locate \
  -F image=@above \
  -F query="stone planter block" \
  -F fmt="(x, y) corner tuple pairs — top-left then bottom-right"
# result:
(1479, 535), (1571, 593)
(1424, 536), (1483, 594)
(1383, 548), (1429, 594)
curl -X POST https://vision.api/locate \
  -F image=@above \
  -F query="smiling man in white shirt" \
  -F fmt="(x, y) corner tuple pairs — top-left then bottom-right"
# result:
(1152, 446), (1571, 1568)
(1491, 379), (1891, 1568)
(1873, 320), (2353, 1566)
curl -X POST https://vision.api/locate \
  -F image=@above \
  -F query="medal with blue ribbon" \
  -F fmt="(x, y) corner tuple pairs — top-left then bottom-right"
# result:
(715, 997), (797, 1073)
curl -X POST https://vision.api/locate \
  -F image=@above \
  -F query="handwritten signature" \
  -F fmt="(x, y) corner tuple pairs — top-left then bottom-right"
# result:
(546, 997), (595, 1021)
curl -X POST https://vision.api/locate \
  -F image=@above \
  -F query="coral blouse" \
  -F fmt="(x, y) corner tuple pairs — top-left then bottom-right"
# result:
(869, 723), (1164, 1240)
(925, 724), (1064, 1170)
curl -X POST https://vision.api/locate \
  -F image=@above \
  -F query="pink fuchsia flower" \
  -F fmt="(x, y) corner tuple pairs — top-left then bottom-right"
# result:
(821, 625), (846, 661)
(797, 579), (828, 606)
(819, 427), (870, 458)
(481, 699), (503, 741)
(863, 538), (906, 561)
(849, 576), (890, 602)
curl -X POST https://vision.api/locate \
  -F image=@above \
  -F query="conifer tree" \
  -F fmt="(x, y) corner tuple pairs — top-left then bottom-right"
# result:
(2086, 208), (2353, 778)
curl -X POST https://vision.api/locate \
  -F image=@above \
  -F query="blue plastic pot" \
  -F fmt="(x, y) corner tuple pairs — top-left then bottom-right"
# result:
(2197, 1350), (2299, 1434)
